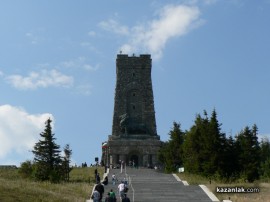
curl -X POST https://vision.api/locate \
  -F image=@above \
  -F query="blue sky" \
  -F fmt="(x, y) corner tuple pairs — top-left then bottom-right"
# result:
(0, 0), (270, 166)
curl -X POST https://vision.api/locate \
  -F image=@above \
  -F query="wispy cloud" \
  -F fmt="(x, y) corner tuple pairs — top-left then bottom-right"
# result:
(88, 31), (96, 37)
(2, 57), (97, 95)
(182, 0), (219, 5)
(127, 4), (202, 59)
(258, 134), (270, 142)
(60, 57), (100, 71)
(75, 84), (92, 96)
(6, 69), (74, 90)
(99, 19), (129, 36)
(25, 32), (44, 45)
(202, 0), (218, 5)
(83, 64), (99, 71)
(80, 42), (102, 55)
(99, 4), (202, 60)
(0, 104), (53, 165)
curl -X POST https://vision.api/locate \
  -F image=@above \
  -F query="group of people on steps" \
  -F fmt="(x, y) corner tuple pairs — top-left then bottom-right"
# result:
(91, 170), (130, 202)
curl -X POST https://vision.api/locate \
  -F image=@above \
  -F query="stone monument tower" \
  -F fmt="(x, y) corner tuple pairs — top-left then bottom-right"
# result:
(107, 54), (161, 167)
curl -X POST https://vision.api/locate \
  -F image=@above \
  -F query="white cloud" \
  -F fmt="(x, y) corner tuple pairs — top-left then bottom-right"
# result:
(0, 105), (53, 165)
(25, 32), (43, 45)
(258, 134), (270, 142)
(80, 42), (102, 55)
(203, 0), (218, 4)
(99, 19), (129, 36)
(80, 42), (92, 47)
(99, 4), (202, 60)
(61, 57), (100, 71)
(83, 64), (99, 71)
(0, 70), (4, 77)
(124, 5), (201, 59)
(6, 69), (74, 90)
(3, 59), (96, 95)
(182, 0), (218, 5)
(88, 31), (96, 37)
(75, 84), (92, 96)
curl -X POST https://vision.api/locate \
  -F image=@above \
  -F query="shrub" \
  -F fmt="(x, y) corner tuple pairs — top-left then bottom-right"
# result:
(19, 160), (33, 179)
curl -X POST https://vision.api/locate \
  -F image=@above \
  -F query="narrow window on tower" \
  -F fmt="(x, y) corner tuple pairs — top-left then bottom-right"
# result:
(133, 93), (136, 96)
(132, 73), (135, 77)
(133, 105), (136, 110)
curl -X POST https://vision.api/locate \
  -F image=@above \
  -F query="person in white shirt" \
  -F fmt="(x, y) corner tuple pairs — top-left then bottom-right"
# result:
(118, 181), (125, 200)
(112, 173), (117, 185)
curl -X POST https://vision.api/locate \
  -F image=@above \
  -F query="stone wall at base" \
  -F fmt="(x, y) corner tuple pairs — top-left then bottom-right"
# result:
(108, 138), (162, 167)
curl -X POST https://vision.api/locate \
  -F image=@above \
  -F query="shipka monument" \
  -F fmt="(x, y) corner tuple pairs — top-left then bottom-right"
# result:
(106, 54), (161, 167)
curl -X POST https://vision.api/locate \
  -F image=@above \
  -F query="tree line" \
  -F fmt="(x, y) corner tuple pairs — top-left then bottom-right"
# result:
(19, 118), (72, 183)
(158, 109), (270, 182)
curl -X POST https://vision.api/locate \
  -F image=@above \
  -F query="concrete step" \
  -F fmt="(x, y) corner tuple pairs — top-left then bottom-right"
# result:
(100, 168), (218, 202)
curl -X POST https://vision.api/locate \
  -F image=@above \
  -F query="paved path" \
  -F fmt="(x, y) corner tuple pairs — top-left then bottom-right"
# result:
(100, 168), (219, 202)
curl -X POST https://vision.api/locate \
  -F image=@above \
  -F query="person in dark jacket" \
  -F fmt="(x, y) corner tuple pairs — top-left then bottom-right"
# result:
(102, 176), (108, 185)
(95, 182), (104, 202)
(96, 173), (101, 184)
(121, 193), (130, 202)
(105, 192), (113, 202)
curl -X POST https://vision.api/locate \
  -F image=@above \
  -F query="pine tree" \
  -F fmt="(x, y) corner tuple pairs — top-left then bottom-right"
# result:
(259, 137), (270, 179)
(235, 125), (260, 182)
(183, 109), (227, 177)
(168, 122), (184, 167)
(183, 114), (205, 174)
(158, 122), (185, 172)
(205, 109), (226, 177)
(260, 137), (270, 163)
(221, 135), (238, 179)
(62, 144), (73, 182)
(32, 118), (62, 182)
(200, 110), (216, 176)
(158, 142), (173, 172)
(260, 158), (270, 179)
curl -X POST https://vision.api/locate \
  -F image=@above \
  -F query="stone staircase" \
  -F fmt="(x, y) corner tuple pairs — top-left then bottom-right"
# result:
(94, 167), (220, 202)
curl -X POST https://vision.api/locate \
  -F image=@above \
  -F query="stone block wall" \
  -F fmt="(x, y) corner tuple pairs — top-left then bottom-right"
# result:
(107, 54), (161, 167)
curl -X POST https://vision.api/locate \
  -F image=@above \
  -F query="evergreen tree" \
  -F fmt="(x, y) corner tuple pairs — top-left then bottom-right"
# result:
(183, 109), (228, 178)
(221, 135), (238, 179)
(158, 142), (172, 172)
(183, 114), (205, 174)
(168, 122), (185, 168)
(158, 122), (185, 172)
(62, 144), (73, 182)
(235, 125), (260, 182)
(259, 137), (270, 179)
(260, 158), (270, 179)
(200, 110), (217, 176)
(32, 118), (62, 182)
(260, 137), (270, 163)
(205, 109), (226, 177)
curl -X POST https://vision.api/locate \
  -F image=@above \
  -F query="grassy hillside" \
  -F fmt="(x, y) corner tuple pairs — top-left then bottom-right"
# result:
(0, 166), (104, 202)
(177, 172), (270, 202)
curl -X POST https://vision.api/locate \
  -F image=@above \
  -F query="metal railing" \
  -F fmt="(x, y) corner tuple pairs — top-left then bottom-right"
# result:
(128, 175), (135, 202)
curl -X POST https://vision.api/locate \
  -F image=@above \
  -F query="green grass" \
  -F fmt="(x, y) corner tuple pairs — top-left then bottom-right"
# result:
(0, 166), (104, 202)
(177, 173), (270, 202)
(69, 167), (104, 183)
